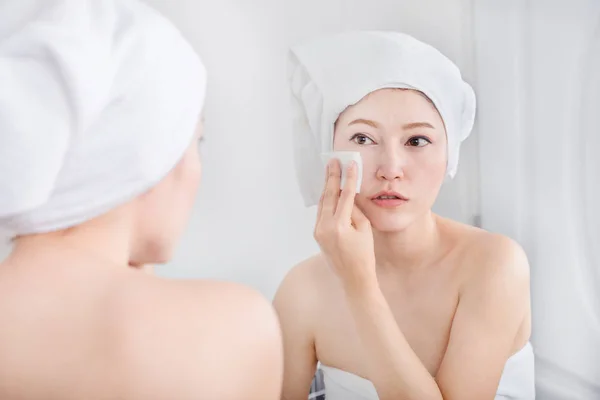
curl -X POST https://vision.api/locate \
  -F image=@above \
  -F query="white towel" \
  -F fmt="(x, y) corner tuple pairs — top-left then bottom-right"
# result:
(0, 0), (206, 235)
(287, 30), (476, 207)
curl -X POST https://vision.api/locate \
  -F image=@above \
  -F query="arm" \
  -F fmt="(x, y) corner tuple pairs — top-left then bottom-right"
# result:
(435, 236), (530, 399)
(344, 236), (530, 400)
(273, 261), (320, 400)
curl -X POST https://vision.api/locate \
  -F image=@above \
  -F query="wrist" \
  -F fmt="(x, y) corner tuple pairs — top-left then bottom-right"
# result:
(341, 272), (380, 298)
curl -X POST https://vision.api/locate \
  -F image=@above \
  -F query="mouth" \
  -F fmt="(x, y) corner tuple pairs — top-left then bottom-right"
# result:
(370, 191), (408, 208)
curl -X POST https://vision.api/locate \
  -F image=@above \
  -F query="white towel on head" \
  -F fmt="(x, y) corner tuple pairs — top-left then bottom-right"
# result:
(287, 30), (476, 207)
(0, 0), (206, 235)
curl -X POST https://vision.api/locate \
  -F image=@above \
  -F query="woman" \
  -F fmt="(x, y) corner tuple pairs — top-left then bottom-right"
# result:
(275, 31), (534, 399)
(0, 1), (282, 399)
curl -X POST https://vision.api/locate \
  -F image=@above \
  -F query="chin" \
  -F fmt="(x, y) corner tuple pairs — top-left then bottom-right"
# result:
(360, 207), (415, 233)
(369, 216), (414, 232)
(131, 238), (175, 266)
(148, 245), (174, 265)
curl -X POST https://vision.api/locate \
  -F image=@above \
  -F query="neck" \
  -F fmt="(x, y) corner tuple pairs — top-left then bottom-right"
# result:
(372, 211), (441, 271)
(10, 205), (135, 268)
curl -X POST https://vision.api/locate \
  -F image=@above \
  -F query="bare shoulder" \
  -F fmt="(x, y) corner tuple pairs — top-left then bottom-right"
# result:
(439, 219), (532, 352)
(111, 275), (283, 400)
(273, 254), (331, 398)
(272, 253), (337, 346)
(467, 229), (529, 283)
(440, 218), (530, 299)
(276, 253), (332, 291)
(273, 253), (333, 314)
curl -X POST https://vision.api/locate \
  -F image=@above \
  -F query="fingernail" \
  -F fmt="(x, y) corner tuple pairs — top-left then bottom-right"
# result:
(347, 161), (355, 172)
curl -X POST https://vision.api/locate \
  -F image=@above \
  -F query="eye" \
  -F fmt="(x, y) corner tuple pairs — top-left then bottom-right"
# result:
(350, 133), (375, 145)
(406, 136), (431, 147)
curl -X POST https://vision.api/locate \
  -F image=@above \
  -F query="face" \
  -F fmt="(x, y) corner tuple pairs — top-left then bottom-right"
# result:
(129, 119), (204, 265)
(333, 89), (447, 232)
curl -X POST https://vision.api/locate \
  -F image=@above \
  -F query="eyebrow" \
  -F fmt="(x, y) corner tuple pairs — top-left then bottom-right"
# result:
(348, 118), (379, 128)
(402, 121), (435, 130)
(348, 119), (435, 130)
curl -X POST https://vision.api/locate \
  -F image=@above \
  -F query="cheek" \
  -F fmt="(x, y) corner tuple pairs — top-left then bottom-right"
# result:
(170, 156), (200, 230)
(170, 149), (202, 210)
(414, 152), (447, 191)
(183, 145), (202, 181)
(184, 155), (202, 195)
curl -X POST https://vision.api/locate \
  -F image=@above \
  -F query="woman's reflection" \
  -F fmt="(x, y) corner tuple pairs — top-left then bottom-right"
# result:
(275, 31), (534, 400)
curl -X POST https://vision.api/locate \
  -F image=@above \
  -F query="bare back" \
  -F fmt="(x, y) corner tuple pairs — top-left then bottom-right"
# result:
(0, 246), (282, 400)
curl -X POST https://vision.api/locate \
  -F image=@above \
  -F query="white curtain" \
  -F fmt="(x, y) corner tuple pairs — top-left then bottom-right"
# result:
(474, 0), (600, 398)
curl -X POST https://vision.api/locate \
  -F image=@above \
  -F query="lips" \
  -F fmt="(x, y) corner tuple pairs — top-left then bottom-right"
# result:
(370, 191), (408, 208)
(370, 191), (408, 201)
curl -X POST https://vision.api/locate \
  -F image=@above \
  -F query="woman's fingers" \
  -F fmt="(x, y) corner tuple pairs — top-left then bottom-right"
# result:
(321, 158), (342, 217)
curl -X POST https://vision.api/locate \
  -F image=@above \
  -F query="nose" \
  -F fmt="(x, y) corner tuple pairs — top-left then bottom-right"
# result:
(375, 146), (406, 181)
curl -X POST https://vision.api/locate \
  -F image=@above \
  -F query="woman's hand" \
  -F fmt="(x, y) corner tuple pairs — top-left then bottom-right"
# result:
(314, 158), (377, 293)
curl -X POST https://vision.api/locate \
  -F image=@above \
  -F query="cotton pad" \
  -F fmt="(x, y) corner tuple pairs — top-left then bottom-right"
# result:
(320, 151), (363, 193)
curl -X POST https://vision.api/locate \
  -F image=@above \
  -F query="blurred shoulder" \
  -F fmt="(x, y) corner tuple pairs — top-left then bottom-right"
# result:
(110, 275), (282, 400)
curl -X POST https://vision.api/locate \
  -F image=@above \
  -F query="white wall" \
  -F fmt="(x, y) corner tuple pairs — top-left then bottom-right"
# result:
(144, 0), (480, 299)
